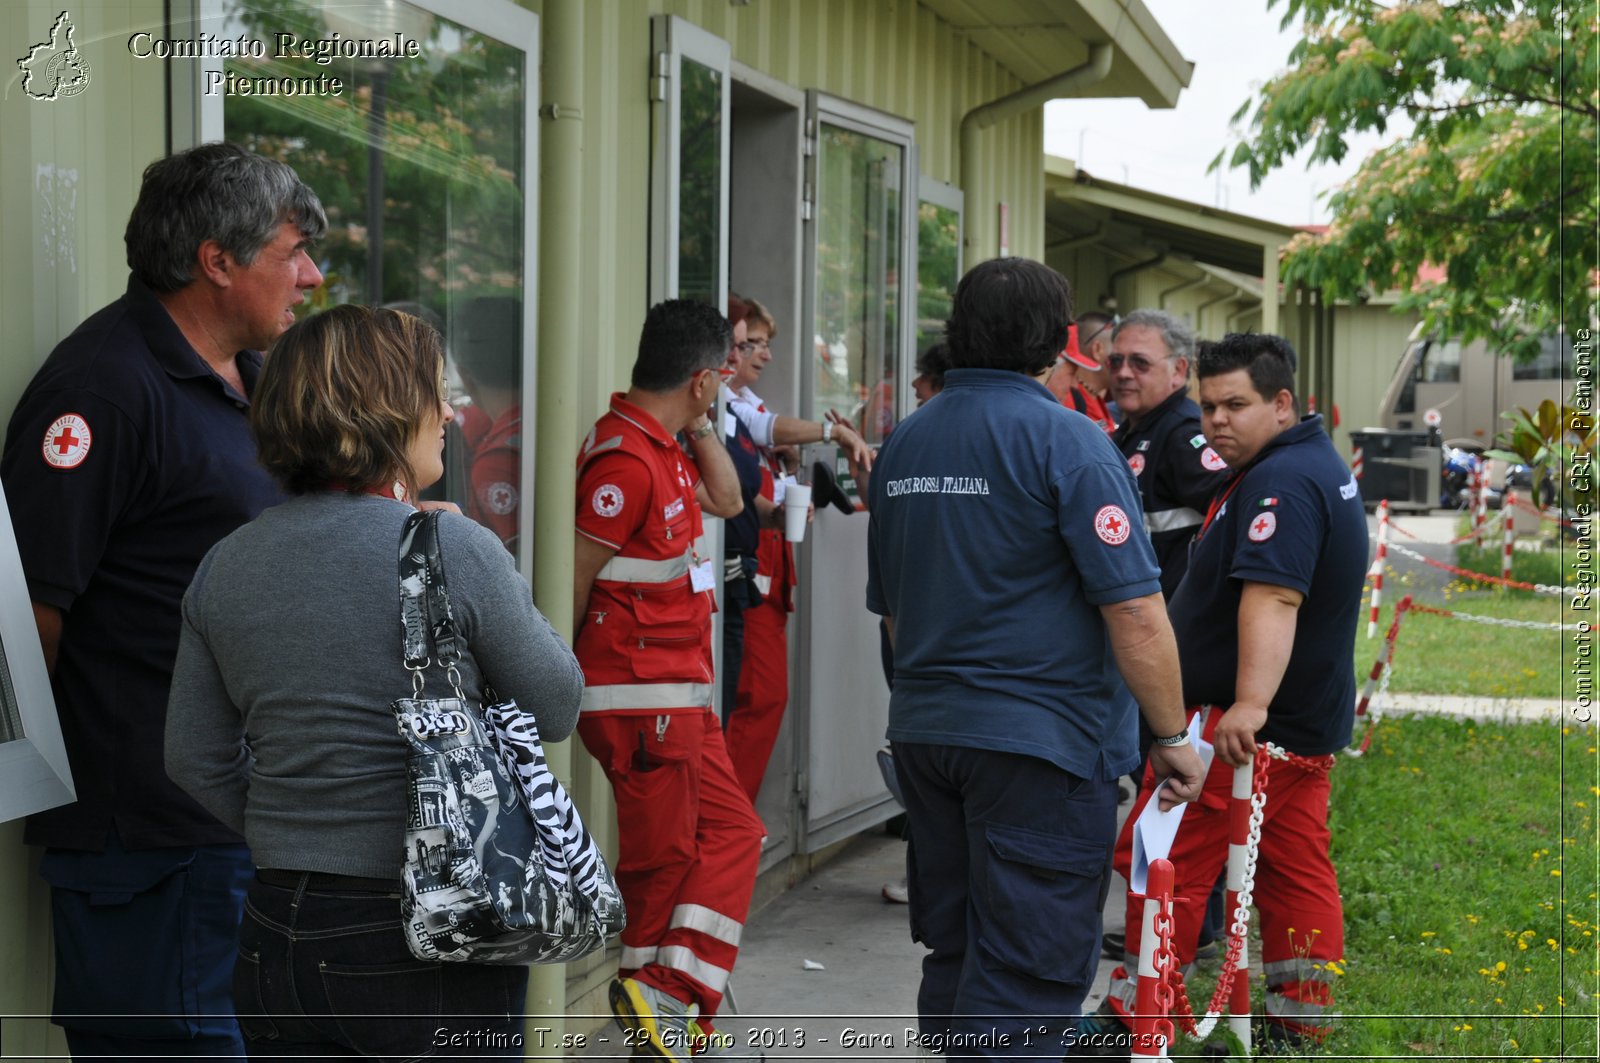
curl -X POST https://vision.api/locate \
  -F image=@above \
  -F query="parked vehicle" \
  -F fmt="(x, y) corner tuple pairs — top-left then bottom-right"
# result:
(1378, 325), (1570, 487)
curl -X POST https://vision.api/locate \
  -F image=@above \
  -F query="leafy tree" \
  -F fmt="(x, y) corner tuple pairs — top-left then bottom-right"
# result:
(1221, 0), (1596, 362)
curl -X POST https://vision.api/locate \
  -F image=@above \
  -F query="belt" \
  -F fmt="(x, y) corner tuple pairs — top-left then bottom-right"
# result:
(256, 868), (400, 893)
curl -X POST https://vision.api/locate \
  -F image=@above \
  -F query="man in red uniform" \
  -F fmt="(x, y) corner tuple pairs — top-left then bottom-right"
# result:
(453, 295), (523, 548)
(574, 299), (764, 1061)
(1047, 323), (1116, 434)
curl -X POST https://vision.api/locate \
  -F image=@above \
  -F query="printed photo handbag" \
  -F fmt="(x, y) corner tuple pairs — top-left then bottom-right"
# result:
(391, 510), (625, 964)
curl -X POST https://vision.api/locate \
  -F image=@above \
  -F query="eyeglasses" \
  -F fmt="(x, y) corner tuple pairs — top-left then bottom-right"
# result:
(1108, 354), (1169, 374)
(736, 338), (770, 354)
(1079, 323), (1111, 348)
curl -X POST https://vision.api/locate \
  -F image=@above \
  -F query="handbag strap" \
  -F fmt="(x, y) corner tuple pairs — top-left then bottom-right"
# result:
(399, 509), (464, 695)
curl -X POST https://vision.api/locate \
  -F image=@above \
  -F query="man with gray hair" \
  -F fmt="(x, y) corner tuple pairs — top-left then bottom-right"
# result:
(2, 142), (325, 1059)
(1108, 309), (1231, 598)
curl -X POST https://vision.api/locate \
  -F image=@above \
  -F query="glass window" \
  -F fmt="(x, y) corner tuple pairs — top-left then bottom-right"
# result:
(677, 59), (723, 306)
(1514, 333), (1571, 380)
(1419, 339), (1463, 383)
(0, 485), (76, 820)
(813, 125), (904, 444)
(218, 0), (530, 556)
(916, 199), (959, 356)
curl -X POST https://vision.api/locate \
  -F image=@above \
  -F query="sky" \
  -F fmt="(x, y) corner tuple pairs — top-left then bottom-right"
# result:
(1043, 0), (1402, 228)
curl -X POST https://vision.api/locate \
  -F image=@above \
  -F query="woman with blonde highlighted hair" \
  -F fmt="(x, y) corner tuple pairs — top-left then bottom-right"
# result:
(164, 303), (583, 1059)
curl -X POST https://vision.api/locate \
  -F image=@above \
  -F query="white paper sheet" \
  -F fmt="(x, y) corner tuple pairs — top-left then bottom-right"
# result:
(1130, 730), (1216, 895)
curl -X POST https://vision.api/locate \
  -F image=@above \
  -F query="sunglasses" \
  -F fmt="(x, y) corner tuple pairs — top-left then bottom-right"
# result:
(1108, 354), (1169, 374)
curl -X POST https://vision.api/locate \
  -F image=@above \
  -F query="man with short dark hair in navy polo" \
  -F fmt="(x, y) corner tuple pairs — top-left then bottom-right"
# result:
(1, 143), (324, 1060)
(865, 257), (1204, 1057)
(1093, 332), (1368, 1054)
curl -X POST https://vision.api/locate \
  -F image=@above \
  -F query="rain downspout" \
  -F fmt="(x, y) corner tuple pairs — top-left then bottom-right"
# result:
(961, 43), (1115, 262)
(1103, 249), (1166, 310)
(1158, 270), (1209, 309)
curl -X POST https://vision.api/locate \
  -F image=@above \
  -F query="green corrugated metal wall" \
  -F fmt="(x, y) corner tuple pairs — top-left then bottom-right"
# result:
(565, 0), (1044, 399)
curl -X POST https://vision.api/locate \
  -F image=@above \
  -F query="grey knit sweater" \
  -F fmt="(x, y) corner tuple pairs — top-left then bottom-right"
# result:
(165, 493), (583, 879)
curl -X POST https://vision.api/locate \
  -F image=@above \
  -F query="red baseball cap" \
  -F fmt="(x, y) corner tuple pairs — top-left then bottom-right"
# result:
(1059, 324), (1101, 371)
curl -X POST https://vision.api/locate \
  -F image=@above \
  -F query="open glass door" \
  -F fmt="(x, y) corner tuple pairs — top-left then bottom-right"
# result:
(796, 94), (917, 852)
(188, 0), (540, 575)
(650, 14), (732, 714)
(912, 175), (964, 414)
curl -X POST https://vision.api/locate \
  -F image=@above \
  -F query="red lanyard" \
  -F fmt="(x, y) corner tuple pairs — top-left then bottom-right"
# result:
(1197, 474), (1245, 542)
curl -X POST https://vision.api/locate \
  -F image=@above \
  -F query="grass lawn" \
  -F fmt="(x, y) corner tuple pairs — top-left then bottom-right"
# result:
(1170, 717), (1597, 1060)
(1357, 527), (1583, 701)
(1173, 536), (1598, 1058)
(1357, 580), (1568, 700)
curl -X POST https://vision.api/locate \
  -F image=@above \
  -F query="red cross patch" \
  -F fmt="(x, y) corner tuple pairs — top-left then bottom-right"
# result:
(1248, 511), (1277, 542)
(1094, 504), (1132, 545)
(42, 413), (91, 470)
(483, 482), (518, 516)
(1128, 453), (1146, 477)
(591, 483), (624, 518)
(1200, 446), (1227, 472)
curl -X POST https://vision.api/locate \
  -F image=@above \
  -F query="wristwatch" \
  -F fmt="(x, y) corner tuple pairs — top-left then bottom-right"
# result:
(688, 419), (715, 441)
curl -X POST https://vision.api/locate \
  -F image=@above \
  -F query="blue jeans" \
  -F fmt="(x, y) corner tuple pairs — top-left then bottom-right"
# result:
(234, 873), (528, 1060)
(41, 836), (251, 1060)
(893, 742), (1117, 1060)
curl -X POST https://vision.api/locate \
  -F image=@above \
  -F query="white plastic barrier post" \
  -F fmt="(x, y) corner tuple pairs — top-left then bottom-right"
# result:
(1367, 499), (1388, 638)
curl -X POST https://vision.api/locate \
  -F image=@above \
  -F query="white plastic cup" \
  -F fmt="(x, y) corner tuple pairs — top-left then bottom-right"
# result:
(784, 484), (813, 542)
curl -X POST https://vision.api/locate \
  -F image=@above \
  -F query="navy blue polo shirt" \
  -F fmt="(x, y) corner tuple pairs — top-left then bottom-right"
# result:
(1167, 416), (1368, 755)
(1, 276), (284, 850)
(721, 401), (764, 558)
(866, 368), (1163, 781)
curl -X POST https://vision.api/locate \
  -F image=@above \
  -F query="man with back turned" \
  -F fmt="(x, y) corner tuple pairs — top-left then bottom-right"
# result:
(865, 257), (1204, 1057)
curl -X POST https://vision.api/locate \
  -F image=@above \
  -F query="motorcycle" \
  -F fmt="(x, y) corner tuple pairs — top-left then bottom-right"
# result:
(1440, 447), (1556, 511)
(1440, 446), (1490, 510)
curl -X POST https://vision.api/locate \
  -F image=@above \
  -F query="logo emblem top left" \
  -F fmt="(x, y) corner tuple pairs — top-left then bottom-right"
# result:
(42, 413), (92, 469)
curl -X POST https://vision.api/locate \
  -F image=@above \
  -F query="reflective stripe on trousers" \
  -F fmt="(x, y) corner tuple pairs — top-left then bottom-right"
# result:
(581, 682), (713, 713)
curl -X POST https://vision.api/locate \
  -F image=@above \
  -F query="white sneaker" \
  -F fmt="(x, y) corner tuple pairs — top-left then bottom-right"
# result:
(609, 977), (694, 1060)
(882, 877), (909, 904)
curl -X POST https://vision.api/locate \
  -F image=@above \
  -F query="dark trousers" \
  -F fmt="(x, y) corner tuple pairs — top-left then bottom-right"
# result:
(41, 836), (251, 1061)
(893, 742), (1117, 1060)
(234, 874), (528, 1060)
(719, 568), (755, 725)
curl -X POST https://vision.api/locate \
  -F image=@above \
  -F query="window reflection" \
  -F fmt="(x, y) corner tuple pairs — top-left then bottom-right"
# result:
(678, 59), (723, 305)
(813, 125), (902, 443)
(916, 200), (959, 357)
(219, 0), (528, 558)
(449, 297), (522, 551)
(1513, 333), (1572, 381)
(0, 639), (21, 744)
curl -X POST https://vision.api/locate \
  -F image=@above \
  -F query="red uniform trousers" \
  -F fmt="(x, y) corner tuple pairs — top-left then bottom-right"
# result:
(1105, 709), (1343, 1038)
(578, 709), (764, 1020)
(725, 597), (788, 801)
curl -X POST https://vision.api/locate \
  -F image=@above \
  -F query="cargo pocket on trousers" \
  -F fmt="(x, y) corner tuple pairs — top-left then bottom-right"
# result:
(979, 824), (1108, 986)
(41, 851), (202, 1039)
(613, 733), (697, 876)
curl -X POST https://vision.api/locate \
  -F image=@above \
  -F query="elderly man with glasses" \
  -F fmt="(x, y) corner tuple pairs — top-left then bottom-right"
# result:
(1107, 309), (1232, 600)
